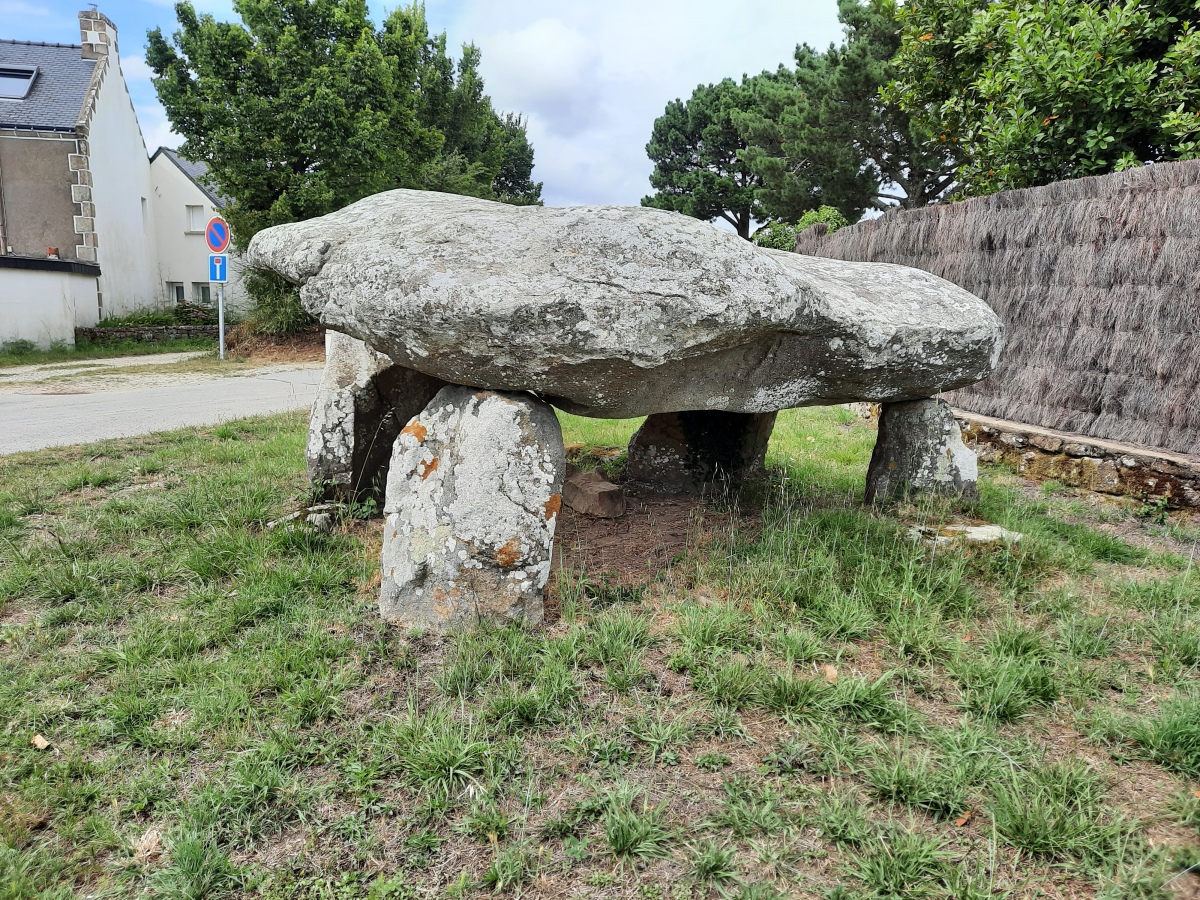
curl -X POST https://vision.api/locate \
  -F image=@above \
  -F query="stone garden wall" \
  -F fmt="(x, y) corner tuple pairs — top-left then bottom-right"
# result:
(75, 325), (218, 344)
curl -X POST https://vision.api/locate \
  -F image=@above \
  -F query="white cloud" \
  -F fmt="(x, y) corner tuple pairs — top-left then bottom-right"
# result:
(438, 0), (843, 206)
(137, 104), (180, 155)
(121, 54), (154, 83)
(481, 19), (603, 138)
(0, 0), (54, 15)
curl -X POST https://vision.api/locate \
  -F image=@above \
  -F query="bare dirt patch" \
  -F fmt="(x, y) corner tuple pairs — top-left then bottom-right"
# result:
(227, 325), (326, 364)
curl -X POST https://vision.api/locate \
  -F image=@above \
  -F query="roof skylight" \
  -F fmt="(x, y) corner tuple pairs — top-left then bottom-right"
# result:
(0, 66), (37, 101)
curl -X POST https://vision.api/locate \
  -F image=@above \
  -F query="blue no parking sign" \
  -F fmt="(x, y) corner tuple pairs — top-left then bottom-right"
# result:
(209, 254), (228, 283)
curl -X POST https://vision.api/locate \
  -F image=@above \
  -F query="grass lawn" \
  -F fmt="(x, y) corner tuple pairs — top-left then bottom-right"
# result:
(1, 408), (1198, 899)
(0, 338), (218, 369)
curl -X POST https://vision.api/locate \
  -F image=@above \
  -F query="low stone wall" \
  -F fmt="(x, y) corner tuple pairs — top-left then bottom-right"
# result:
(956, 411), (1200, 509)
(75, 325), (218, 344)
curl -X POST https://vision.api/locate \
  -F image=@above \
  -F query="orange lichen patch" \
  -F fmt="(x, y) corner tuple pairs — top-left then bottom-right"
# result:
(400, 421), (428, 442)
(418, 457), (439, 479)
(494, 537), (522, 568)
(544, 493), (562, 520)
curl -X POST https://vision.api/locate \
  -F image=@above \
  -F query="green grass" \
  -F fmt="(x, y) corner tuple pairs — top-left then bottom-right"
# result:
(0, 336), (216, 367)
(1, 406), (1198, 897)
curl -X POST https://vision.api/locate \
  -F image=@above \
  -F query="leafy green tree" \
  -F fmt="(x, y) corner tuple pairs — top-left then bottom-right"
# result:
(147, 0), (540, 332)
(147, 0), (541, 246)
(642, 78), (763, 239)
(885, 0), (1200, 195)
(738, 0), (956, 222)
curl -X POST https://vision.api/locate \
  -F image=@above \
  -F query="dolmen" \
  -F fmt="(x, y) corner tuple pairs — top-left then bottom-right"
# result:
(247, 190), (1002, 630)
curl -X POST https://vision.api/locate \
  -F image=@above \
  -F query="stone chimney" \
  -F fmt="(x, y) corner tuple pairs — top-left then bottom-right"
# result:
(79, 9), (118, 60)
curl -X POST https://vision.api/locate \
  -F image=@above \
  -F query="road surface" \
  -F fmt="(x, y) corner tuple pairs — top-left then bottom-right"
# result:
(0, 363), (322, 454)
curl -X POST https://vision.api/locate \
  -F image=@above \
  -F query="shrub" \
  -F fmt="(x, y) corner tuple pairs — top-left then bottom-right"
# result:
(751, 206), (850, 251)
(243, 269), (316, 336)
(94, 301), (218, 328)
(0, 339), (38, 356)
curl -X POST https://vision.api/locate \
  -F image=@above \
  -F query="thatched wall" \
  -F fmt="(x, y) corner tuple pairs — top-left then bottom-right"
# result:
(795, 160), (1200, 454)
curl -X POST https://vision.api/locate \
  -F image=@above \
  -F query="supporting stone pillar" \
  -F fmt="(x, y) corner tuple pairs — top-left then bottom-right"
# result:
(865, 398), (978, 504)
(307, 332), (443, 503)
(380, 386), (565, 630)
(625, 410), (777, 493)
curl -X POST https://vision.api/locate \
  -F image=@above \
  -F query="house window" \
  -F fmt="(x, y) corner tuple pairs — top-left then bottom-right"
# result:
(186, 205), (206, 232)
(192, 283), (211, 304)
(0, 66), (37, 100)
(167, 282), (184, 303)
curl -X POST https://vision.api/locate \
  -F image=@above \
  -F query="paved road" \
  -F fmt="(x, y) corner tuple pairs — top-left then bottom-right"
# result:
(0, 366), (322, 454)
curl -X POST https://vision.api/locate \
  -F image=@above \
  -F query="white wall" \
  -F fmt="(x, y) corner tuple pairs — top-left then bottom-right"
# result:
(0, 269), (99, 347)
(87, 52), (160, 316)
(150, 155), (248, 312)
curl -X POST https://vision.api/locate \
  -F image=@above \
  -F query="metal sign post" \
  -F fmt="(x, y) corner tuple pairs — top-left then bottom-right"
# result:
(208, 252), (229, 359)
(218, 285), (226, 360)
(205, 216), (232, 361)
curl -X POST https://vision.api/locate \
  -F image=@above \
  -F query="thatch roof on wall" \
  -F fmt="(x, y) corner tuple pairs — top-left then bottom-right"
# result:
(795, 160), (1200, 454)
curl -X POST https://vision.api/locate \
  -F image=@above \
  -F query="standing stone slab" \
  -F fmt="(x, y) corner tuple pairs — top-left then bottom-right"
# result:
(380, 386), (565, 629)
(308, 332), (443, 502)
(865, 398), (978, 503)
(626, 411), (777, 493)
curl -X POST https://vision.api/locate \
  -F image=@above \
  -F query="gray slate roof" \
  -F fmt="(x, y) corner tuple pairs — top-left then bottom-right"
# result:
(152, 147), (229, 209)
(0, 41), (95, 132)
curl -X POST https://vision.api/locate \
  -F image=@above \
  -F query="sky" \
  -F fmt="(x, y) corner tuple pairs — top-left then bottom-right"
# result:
(4, 0), (844, 207)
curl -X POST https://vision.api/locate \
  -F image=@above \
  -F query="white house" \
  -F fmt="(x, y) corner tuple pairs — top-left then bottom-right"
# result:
(0, 10), (162, 346)
(150, 147), (246, 311)
(1, 10), (245, 348)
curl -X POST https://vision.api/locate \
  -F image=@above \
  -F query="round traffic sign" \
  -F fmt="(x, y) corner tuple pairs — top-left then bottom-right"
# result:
(205, 216), (231, 253)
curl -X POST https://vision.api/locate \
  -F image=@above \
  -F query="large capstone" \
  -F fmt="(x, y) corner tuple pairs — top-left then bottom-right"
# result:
(308, 332), (444, 502)
(865, 398), (978, 503)
(626, 411), (777, 493)
(380, 386), (564, 629)
(246, 190), (1003, 419)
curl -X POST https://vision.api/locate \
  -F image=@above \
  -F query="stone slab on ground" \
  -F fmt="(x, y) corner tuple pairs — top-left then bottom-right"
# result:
(562, 469), (626, 518)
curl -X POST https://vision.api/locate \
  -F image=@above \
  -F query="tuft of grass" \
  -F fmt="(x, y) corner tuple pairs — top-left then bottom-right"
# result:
(585, 607), (656, 665)
(1059, 614), (1117, 658)
(989, 760), (1129, 862)
(600, 788), (677, 865)
(815, 788), (876, 847)
(389, 706), (492, 798)
(1131, 695), (1200, 778)
(624, 711), (694, 764)
(757, 669), (828, 719)
(840, 826), (954, 899)
(953, 654), (1058, 722)
(862, 747), (971, 820)
(675, 601), (758, 655)
(147, 829), (243, 900)
(709, 776), (788, 838)
(692, 654), (763, 709)
(686, 840), (738, 886)
(480, 845), (537, 892)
